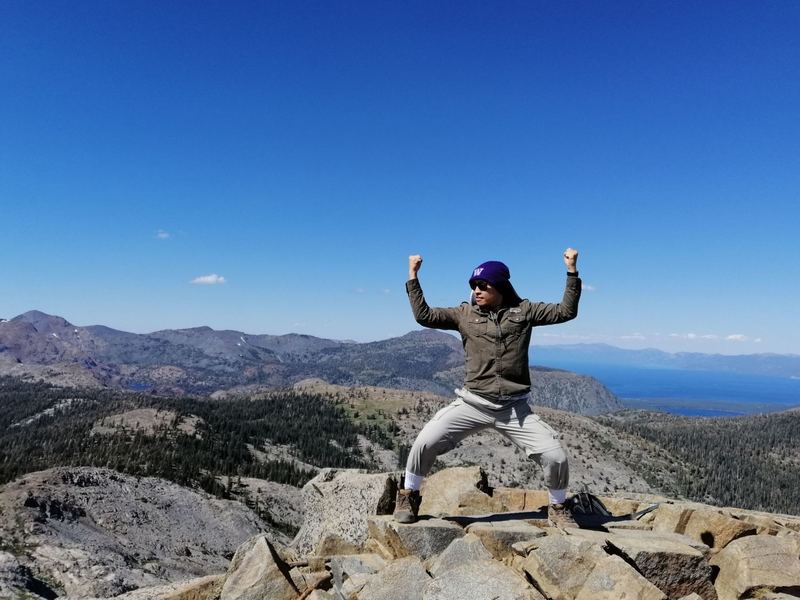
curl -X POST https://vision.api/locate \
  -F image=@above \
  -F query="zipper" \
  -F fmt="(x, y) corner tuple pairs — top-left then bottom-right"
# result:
(489, 311), (502, 339)
(489, 311), (503, 395)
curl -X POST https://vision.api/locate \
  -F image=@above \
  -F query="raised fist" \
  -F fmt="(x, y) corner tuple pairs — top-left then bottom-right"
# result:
(563, 248), (579, 272)
(408, 255), (423, 279)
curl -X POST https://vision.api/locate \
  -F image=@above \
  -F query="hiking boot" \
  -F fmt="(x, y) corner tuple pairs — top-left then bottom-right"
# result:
(548, 502), (578, 528)
(393, 488), (422, 524)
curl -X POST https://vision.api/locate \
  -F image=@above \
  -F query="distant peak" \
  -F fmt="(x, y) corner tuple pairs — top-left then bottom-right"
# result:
(15, 309), (52, 320)
(402, 329), (455, 341)
(12, 310), (73, 329)
(157, 326), (216, 334)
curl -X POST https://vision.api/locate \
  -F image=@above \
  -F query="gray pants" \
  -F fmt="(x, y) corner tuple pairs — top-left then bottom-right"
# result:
(405, 390), (569, 491)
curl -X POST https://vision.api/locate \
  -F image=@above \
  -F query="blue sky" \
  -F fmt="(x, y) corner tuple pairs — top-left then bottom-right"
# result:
(2, 1), (798, 354)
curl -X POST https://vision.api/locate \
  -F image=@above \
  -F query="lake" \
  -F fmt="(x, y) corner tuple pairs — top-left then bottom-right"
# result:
(532, 361), (800, 416)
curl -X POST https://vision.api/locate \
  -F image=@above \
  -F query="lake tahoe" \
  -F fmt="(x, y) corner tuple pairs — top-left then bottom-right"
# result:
(532, 362), (800, 416)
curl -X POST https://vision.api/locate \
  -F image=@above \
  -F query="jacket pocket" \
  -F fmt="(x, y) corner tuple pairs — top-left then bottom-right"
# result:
(503, 314), (529, 341)
(466, 317), (491, 340)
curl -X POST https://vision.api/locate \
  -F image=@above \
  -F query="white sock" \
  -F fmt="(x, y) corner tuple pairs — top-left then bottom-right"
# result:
(404, 471), (424, 491)
(549, 488), (567, 505)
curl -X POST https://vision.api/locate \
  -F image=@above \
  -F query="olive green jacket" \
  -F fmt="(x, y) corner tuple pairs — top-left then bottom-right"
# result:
(406, 275), (581, 400)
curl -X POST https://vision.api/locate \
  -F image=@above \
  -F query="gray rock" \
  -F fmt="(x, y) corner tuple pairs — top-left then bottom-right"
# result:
(220, 534), (298, 600)
(291, 469), (396, 556)
(605, 530), (717, 600)
(424, 560), (545, 600)
(646, 502), (704, 534)
(574, 554), (667, 600)
(367, 516), (466, 561)
(104, 575), (224, 599)
(358, 556), (431, 600)
(511, 539), (540, 558)
(604, 519), (653, 532)
(0, 551), (56, 600)
(649, 503), (757, 551)
(710, 535), (800, 600)
(465, 521), (546, 560)
(567, 525), (712, 557)
(551, 526), (716, 598)
(630, 530), (711, 557)
(427, 533), (493, 577)
(419, 466), (502, 517)
(681, 508), (758, 551)
(340, 574), (370, 600)
(522, 535), (608, 600)
(0, 467), (270, 599)
(313, 532), (362, 556)
(289, 568), (330, 595)
(225, 476), (305, 532)
(329, 553), (386, 597)
(723, 511), (786, 535)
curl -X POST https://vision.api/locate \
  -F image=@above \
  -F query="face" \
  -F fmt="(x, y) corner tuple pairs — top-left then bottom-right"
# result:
(472, 280), (503, 309)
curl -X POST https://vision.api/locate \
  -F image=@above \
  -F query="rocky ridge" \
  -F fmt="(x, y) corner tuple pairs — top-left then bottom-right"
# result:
(0, 313), (622, 415)
(0, 467), (288, 599)
(5, 466), (795, 600)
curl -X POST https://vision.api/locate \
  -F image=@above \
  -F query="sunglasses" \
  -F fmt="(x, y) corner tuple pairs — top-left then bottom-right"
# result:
(471, 280), (492, 291)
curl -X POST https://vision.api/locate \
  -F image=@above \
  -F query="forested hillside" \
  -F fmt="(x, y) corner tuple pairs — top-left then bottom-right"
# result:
(5, 375), (800, 516)
(0, 377), (389, 495)
(597, 409), (800, 514)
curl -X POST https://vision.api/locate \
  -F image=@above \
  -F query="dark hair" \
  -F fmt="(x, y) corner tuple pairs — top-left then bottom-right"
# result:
(495, 281), (523, 307)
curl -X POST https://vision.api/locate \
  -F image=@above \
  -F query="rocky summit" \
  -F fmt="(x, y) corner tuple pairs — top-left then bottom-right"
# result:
(7, 466), (797, 600)
(0, 467), (285, 599)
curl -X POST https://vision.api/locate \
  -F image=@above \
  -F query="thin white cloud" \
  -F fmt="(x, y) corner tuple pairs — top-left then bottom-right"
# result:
(191, 274), (226, 285)
(669, 332), (718, 340)
(538, 332), (598, 341)
(726, 334), (749, 342)
(666, 332), (761, 344)
(354, 288), (366, 294)
(583, 284), (596, 292)
(156, 230), (171, 240)
(382, 288), (391, 295)
(620, 333), (646, 340)
(538, 330), (765, 348)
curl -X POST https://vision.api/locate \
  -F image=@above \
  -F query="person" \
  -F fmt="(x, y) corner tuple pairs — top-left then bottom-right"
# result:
(394, 249), (582, 526)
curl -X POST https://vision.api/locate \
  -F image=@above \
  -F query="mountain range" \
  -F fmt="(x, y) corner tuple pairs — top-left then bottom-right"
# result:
(0, 311), (620, 414)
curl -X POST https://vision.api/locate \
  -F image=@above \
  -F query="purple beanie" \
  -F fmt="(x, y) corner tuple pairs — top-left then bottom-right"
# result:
(469, 261), (511, 287)
(469, 261), (523, 305)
